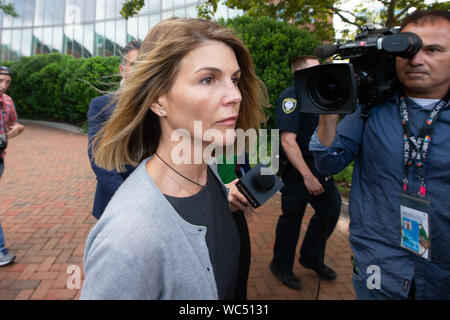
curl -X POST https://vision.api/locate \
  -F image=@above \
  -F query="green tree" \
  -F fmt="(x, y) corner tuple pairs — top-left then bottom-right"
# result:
(220, 16), (321, 130)
(119, 0), (449, 41)
(0, 0), (17, 17)
(200, 0), (449, 40)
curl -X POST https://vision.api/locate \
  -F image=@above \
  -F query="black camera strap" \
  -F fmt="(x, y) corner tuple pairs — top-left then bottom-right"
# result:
(399, 90), (450, 197)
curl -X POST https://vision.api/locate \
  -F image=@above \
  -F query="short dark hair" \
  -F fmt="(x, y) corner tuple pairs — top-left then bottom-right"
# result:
(0, 66), (12, 77)
(121, 40), (141, 65)
(401, 9), (450, 30)
(291, 55), (319, 72)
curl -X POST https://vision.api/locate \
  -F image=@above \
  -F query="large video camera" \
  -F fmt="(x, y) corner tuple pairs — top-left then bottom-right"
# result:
(294, 24), (422, 116)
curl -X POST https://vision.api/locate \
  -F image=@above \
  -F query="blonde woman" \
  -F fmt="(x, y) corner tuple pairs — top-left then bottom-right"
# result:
(80, 18), (268, 300)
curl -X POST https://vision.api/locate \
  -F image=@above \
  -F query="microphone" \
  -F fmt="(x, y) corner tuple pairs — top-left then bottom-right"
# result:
(236, 163), (284, 208)
(314, 44), (338, 58)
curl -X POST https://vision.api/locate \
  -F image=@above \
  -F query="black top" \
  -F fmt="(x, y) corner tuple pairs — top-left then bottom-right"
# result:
(164, 168), (240, 300)
(276, 85), (319, 159)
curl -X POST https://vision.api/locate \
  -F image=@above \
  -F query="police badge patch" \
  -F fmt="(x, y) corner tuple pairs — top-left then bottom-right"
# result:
(282, 98), (297, 114)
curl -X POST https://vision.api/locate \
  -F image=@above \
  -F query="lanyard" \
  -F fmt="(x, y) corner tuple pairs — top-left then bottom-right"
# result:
(399, 91), (449, 197)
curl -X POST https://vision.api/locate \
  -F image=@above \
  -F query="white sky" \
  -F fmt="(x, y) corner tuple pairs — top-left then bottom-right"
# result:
(333, 0), (447, 39)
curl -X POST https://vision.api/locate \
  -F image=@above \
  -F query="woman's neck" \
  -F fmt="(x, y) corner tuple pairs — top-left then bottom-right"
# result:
(146, 142), (209, 198)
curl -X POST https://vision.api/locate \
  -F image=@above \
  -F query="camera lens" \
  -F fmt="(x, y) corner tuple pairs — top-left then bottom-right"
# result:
(309, 71), (348, 111)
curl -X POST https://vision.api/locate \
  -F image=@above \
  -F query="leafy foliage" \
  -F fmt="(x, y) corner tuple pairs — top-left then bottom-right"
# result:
(220, 16), (321, 130)
(199, 0), (450, 41)
(0, 1), (18, 17)
(2, 53), (120, 124)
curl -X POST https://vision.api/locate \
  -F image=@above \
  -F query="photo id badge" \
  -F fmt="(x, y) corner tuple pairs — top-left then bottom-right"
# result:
(400, 191), (431, 260)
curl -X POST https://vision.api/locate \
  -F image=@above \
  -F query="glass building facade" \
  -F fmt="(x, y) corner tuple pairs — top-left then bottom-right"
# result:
(0, 0), (242, 61)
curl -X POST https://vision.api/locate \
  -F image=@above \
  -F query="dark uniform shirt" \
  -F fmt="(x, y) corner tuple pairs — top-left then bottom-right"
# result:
(276, 85), (319, 160)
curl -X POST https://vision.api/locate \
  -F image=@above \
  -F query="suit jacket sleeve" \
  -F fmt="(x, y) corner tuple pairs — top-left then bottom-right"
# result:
(87, 96), (125, 197)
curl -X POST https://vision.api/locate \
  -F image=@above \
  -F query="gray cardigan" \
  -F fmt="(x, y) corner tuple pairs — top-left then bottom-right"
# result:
(80, 158), (228, 300)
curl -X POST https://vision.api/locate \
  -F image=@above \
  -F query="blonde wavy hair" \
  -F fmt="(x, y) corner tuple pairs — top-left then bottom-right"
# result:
(92, 18), (269, 172)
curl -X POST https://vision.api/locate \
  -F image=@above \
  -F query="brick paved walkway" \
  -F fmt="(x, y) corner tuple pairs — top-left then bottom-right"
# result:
(0, 123), (355, 300)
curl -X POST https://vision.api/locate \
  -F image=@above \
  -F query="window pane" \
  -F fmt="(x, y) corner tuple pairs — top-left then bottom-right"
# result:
(149, 14), (160, 29)
(63, 25), (73, 55)
(228, 8), (243, 19)
(33, 28), (43, 55)
(162, 0), (173, 10)
(127, 17), (138, 42)
(85, 0), (95, 22)
(105, 0), (116, 19)
(174, 8), (185, 18)
(95, 22), (105, 56)
(0, 11), (3, 30)
(21, 29), (33, 56)
(34, 0), (45, 26)
(139, 0), (149, 14)
(104, 20), (115, 56)
(96, 0), (106, 20)
(53, 27), (63, 52)
(54, 0), (65, 25)
(83, 24), (94, 57)
(66, 0), (83, 24)
(174, 0), (185, 7)
(150, 0), (161, 13)
(215, 2), (227, 19)
(116, 0), (126, 18)
(116, 20), (126, 51)
(138, 15), (149, 41)
(44, 0), (55, 26)
(1, 30), (11, 61)
(11, 30), (22, 60)
(162, 10), (173, 20)
(73, 24), (83, 57)
(23, 0), (35, 27)
(42, 27), (52, 53)
(3, 11), (13, 28)
(13, 0), (25, 28)
(186, 5), (197, 18)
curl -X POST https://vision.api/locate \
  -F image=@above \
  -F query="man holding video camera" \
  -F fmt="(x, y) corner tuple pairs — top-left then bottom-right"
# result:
(270, 56), (341, 290)
(0, 66), (24, 266)
(311, 10), (450, 299)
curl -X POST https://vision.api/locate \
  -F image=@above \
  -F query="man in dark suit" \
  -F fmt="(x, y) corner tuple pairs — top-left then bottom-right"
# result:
(88, 40), (141, 220)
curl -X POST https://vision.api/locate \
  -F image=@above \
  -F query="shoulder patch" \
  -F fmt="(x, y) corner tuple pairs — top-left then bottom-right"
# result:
(282, 98), (297, 114)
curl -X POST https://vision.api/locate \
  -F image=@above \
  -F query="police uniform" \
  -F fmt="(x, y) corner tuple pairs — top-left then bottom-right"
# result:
(271, 85), (342, 275)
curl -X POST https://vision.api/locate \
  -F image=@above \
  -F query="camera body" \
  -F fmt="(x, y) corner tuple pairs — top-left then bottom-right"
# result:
(295, 24), (422, 115)
(0, 133), (7, 153)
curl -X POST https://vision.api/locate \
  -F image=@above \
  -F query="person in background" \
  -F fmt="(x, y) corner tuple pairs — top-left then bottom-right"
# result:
(310, 10), (450, 299)
(87, 40), (141, 220)
(270, 56), (341, 290)
(0, 66), (25, 266)
(81, 18), (268, 300)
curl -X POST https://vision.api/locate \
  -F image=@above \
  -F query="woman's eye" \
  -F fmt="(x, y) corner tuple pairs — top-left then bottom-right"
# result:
(232, 77), (240, 86)
(201, 77), (214, 85)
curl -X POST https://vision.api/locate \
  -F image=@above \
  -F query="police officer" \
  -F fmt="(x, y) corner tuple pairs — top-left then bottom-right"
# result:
(269, 55), (341, 290)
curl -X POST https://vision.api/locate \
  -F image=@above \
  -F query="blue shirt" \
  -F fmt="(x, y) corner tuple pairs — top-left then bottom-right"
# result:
(310, 95), (450, 299)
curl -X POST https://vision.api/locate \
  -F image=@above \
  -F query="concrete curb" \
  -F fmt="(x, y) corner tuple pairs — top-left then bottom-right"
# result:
(20, 119), (85, 134)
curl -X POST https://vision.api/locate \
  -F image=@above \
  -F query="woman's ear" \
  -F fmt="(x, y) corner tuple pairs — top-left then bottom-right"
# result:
(150, 96), (167, 117)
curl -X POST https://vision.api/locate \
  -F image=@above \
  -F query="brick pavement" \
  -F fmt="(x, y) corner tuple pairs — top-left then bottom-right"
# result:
(0, 123), (355, 300)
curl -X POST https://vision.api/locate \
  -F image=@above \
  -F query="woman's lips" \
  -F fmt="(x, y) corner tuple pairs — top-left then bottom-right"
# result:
(216, 116), (238, 126)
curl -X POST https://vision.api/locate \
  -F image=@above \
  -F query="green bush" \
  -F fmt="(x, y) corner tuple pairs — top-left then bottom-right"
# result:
(221, 16), (321, 130)
(2, 53), (121, 125)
